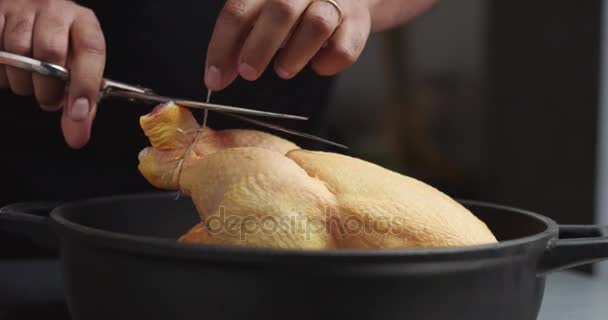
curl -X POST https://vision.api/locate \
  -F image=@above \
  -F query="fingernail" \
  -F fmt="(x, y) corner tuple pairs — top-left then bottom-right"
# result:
(205, 65), (222, 89)
(70, 98), (90, 121)
(239, 63), (258, 81)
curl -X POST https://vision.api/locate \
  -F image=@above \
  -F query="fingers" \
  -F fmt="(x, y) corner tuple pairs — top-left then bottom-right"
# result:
(274, 0), (341, 79)
(311, 12), (370, 76)
(32, 10), (71, 110)
(61, 99), (97, 150)
(238, 0), (309, 81)
(0, 14), (8, 88)
(206, 0), (371, 89)
(63, 9), (105, 149)
(0, 1), (106, 149)
(205, 0), (264, 91)
(4, 11), (35, 96)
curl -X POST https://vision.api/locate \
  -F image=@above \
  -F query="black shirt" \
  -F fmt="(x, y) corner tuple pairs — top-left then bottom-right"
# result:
(0, 1), (335, 205)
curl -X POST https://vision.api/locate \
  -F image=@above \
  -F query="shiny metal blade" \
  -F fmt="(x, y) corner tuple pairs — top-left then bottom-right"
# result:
(104, 90), (308, 120)
(0, 51), (149, 94)
(0, 50), (69, 80)
(221, 112), (349, 149)
(174, 99), (309, 121)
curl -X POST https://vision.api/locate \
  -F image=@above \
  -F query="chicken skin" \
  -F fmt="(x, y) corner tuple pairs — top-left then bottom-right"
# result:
(138, 102), (497, 250)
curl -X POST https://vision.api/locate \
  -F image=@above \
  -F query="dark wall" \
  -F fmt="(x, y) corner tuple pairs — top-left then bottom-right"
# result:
(484, 1), (602, 272)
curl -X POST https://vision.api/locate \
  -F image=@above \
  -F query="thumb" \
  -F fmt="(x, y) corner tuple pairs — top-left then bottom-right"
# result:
(62, 10), (106, 149)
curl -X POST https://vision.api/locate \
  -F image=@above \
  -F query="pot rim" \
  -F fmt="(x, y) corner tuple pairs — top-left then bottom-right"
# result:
(50, 192), (559, 263)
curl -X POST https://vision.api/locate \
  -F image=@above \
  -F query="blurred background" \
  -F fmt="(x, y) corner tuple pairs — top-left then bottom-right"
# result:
(324, 0), (606, 277)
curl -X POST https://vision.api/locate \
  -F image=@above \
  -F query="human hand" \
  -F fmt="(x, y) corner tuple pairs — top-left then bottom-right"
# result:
(204, 0), (373, 91)
(0, 0), (106, 148)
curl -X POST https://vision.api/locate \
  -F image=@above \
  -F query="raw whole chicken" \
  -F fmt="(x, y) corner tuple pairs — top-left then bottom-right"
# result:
(138, 102), (497, 249)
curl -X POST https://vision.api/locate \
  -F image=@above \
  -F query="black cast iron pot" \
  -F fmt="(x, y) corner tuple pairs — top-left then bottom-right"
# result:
(1, 192), (608, 320)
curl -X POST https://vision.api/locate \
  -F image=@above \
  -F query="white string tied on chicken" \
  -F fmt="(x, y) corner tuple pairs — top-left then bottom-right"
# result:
(174, 90), (212, 200)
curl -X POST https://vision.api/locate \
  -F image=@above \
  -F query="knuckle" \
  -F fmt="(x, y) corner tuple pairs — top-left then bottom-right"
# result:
(268, 0), (299, 22)
(352, 32), (367, 54)
(35, 23), (69, 62)
(11, 82), (33, 96)
(305, 12), (335, 35)
(6, 19), (33, 53)
(75, 10), (106, 56)
(35, 0), (57, 11)
(333, 44), (357, 64)
(9, 18), (31, 35)
(36, 41), (65, 62)
(78, 7), (97, 20)
(75, 32), (105, 57)
(31, 0), (79, 16)
(37, 0), (53, 6)
(79, 37), (106, 56)
(220, 0), (249, 25)
(6, 38), (30, 54)
(311, 60), (332, 76)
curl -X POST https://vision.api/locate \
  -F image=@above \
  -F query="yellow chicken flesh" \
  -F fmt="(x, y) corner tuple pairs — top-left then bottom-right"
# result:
(138, 102), (497, 250)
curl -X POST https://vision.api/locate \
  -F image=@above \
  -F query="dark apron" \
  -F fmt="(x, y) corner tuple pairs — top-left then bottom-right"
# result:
(0, 1), (335, 206)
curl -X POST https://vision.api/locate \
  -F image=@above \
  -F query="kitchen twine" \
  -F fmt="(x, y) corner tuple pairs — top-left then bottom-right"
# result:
(174, 90), (212, 200)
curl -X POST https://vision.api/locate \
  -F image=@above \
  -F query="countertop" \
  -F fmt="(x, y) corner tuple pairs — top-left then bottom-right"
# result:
(539, 262), (608, 320)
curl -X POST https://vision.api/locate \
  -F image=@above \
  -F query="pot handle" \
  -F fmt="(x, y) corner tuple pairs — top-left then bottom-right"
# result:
(538, 225), (608, 275)
(0, 201), (62, 251)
